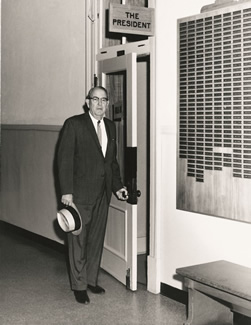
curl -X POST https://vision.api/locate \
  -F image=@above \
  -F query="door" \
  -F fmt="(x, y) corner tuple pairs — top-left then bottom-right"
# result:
(99, 53), (138, 291)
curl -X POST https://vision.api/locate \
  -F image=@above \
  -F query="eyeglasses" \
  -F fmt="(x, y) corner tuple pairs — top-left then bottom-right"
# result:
(90, 97), (108, 105)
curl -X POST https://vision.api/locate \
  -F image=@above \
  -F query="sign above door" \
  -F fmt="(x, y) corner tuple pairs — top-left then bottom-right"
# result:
(109, 3), (155, 36)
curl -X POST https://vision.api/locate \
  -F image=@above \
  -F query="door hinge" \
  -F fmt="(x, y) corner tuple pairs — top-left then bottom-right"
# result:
(94, 74), (98, 87)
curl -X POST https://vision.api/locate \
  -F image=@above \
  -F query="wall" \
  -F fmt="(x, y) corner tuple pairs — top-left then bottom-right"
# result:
(156, 0), (251, 290)
(2, 0), (86, 125)
(1, 125), (63, 242)
(1, 0), (86, 243)
(1, 0), (147, 247)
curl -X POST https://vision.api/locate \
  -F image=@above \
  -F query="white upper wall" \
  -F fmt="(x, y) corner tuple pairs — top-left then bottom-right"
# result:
(156, 0), (251, 289)
(2, 0), (86, 125)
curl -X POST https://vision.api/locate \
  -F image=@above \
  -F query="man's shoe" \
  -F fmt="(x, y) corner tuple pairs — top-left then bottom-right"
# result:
(74, 290), (90, 304)
(87, 284), (105, 294)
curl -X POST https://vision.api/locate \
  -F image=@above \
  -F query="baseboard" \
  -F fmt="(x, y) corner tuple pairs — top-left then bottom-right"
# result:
(0, 221), (66, 254)
(160, 282), (188, 305)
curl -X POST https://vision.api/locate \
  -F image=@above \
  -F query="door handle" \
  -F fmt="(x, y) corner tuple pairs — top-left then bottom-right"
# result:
(122, 189), (140, 199)
(125, 147), (140, 205)
(126, 178), (141, 205)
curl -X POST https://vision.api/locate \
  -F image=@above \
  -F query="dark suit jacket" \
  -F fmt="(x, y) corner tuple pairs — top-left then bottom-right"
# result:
(57, 113), (123, 205)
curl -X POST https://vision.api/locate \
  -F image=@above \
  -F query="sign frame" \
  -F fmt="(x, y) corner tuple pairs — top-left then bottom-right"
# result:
(109, 3), (155, 36)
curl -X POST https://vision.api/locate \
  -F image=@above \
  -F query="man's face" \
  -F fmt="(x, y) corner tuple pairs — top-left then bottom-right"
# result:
(87, 88), (109, 120)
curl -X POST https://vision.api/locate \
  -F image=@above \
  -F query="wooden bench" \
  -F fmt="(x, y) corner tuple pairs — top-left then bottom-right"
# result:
(176, 260), (251, 325)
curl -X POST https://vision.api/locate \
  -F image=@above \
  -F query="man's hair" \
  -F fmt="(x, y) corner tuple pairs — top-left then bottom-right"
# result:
(86, 86), (109, 100)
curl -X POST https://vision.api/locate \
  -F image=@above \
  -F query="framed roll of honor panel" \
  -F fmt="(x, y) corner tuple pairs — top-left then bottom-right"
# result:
(177, 1), (251, 223)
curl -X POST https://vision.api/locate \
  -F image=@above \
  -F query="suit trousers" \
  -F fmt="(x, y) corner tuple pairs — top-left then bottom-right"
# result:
(67, 189), (109, 291)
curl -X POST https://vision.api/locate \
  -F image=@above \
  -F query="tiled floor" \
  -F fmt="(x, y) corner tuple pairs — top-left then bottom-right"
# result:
(0, 225), (186, 325)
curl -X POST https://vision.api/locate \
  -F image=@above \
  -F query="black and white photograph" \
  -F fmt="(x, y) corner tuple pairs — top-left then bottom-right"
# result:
(1, 0), (251, 324)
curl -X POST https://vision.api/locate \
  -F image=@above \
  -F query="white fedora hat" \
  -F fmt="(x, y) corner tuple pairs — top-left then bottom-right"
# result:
(57, 203), (82, 236)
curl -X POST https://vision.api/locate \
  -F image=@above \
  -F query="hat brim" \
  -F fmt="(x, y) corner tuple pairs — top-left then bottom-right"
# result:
(57, 203), (82, 236)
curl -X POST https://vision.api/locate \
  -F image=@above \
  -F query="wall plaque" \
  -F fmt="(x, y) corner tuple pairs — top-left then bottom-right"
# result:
(177, 2), (251, 223)
(109, 3), (155, 36)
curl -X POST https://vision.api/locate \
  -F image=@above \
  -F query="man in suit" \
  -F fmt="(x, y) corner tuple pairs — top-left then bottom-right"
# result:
(57, 86), (128, 304)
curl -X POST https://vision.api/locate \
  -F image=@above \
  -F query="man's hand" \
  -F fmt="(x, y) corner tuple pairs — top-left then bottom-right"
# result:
(61, 194), (73, 206)
(116, 188), (128, 201)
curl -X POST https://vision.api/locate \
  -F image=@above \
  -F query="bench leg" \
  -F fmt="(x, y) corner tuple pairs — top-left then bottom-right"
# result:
(184, 288), (233, 325)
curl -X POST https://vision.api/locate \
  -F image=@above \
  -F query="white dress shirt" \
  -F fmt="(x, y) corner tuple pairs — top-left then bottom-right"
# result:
(89, 112), (108, 156)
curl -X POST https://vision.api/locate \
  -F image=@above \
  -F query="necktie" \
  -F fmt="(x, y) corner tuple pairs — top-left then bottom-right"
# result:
(97, 120), (102, 147)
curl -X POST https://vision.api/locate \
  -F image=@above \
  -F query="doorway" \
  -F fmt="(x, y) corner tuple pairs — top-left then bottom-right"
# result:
(98, 44), (151, 290)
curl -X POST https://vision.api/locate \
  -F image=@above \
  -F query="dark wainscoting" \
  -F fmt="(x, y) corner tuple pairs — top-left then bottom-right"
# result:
(1, 124), (64, 243)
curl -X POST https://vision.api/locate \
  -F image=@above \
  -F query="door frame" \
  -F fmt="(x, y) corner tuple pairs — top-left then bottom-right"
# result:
(96, 38), (159, 293)
(84, 0), (159, 294)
